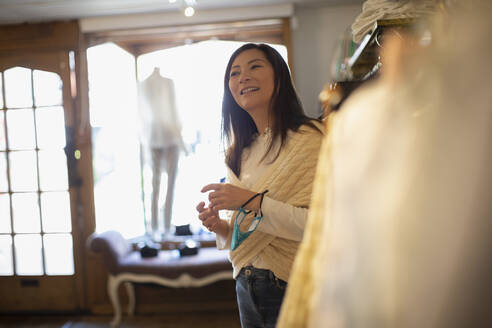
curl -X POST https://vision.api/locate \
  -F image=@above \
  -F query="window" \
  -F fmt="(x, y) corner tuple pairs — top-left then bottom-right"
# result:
(88, 40), (287, 239)
(0, 67), (74, 276)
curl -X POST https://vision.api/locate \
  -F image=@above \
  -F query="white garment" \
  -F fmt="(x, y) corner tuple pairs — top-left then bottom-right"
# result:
(305, 5), (492, 327)
(138, 68), (185, 236)
(137, 68), (183, 149)
(217, 131), (308, 269)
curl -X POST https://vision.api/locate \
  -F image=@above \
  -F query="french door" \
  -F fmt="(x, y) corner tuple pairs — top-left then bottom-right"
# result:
(0, 51), (84, 311)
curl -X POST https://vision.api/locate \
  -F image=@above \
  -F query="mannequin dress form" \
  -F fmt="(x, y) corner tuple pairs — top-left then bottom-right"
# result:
(138, 68), (185, 239)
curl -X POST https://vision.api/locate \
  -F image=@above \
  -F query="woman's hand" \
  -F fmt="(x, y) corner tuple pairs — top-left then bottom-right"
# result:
(196, 201), (220, 232)
(201, 183), (259, 211)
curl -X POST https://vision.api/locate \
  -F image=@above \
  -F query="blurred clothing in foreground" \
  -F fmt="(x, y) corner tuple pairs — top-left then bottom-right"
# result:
(279, 2), (492, 328)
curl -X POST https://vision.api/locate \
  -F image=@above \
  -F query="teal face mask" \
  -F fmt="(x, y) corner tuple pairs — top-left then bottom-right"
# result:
(230, 189), (269, 251)
(231, 208), (263, 251)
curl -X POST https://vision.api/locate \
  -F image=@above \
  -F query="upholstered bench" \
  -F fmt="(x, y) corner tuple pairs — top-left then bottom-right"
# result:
(87, 230), (233, 327)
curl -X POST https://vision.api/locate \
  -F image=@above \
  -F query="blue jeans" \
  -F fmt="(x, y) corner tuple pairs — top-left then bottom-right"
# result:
(235, 266), (287, 328)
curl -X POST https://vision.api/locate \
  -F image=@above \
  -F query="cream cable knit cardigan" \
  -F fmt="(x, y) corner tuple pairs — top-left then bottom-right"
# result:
(277, 116), (334, 328)
(226, 122), (324, 282)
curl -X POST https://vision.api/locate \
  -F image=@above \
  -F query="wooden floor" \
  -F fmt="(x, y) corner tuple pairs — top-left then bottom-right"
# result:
(0, 311), (241, 328)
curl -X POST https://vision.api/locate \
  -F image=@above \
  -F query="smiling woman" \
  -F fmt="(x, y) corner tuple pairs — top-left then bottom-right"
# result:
(196, 43), (324, 328)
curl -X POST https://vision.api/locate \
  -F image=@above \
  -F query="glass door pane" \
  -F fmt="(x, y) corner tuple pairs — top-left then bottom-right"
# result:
(38, 150), (68, 191)
(0, 194), (11, 233)
(0, 111), (6, 150)
(9, 150), (38, 192)
(0, 72), (3, 109)
(6, 108), (36, 150)
(44, 234), (74, 275)
(33, 70), (63, 107)
(35, 106), (66, 149)
(11, 193), (41, 233)
(0, 152), (8, 192)
(0, 235), (13, 276)
(41, 192), (72, 233)
(14, 234), (43, 276)
(4, 67), (32, 109)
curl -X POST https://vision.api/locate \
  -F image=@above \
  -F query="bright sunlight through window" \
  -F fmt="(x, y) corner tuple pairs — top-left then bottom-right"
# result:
(88, 40), (287, 239)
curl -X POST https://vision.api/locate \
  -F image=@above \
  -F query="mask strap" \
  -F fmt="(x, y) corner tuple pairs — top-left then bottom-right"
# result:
(236, 189), (269, 225)
(256, 189), (269, 217)
(239, 189), (269, 211)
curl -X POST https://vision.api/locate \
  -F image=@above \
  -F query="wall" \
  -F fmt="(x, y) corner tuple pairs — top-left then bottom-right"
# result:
(291, 4), (362, 118)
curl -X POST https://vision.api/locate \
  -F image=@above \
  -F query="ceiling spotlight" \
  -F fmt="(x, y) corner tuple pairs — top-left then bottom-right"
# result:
(169, 0), (176, 3)
(184, 6), (195, 17)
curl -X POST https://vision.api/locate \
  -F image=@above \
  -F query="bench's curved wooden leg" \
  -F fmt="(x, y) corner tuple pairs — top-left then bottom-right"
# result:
(108, 274), (123, 327)
(124, 281), (136, 316)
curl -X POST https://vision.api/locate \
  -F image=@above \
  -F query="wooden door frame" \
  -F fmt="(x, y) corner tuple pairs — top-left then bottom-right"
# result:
(0, 21), (94, 312)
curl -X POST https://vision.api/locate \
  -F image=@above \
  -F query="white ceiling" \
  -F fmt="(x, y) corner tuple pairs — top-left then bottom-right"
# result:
(0, 0), (363, 25)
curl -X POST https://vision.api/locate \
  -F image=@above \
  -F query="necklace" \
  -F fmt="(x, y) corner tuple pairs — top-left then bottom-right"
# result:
(262, 127), (272, 136)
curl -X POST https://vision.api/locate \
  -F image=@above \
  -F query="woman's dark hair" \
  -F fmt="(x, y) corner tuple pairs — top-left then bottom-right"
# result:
(222, 43), (320, 177)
